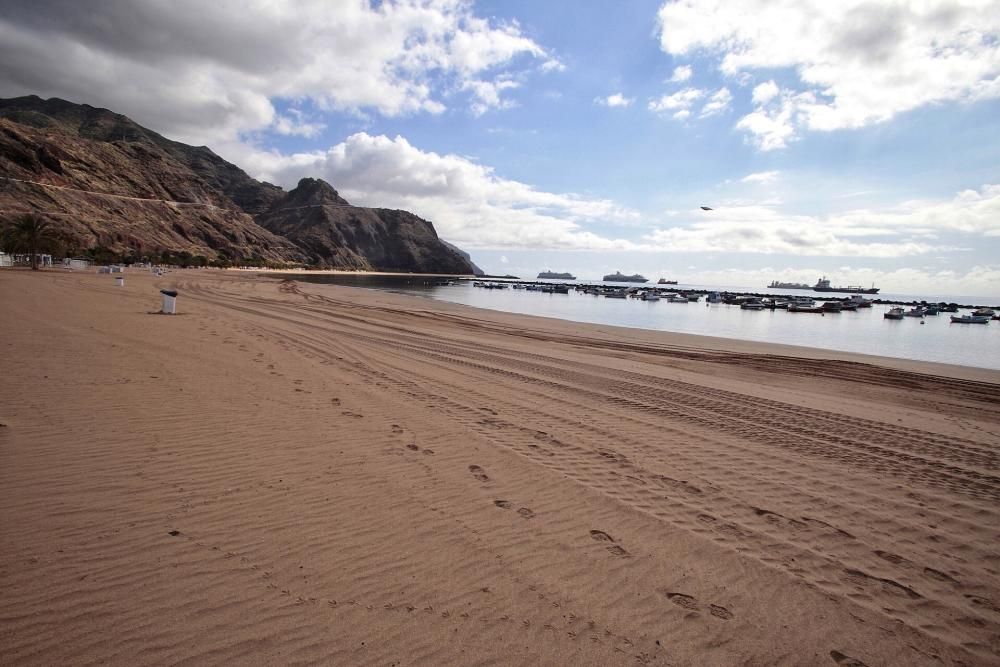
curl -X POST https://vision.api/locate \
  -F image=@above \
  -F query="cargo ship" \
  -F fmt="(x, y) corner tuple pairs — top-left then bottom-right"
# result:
(604, 271), (648, 283)
(658, 278), (678, 285)
(537, 270), (576, 280)
(768, 277), (879, 294)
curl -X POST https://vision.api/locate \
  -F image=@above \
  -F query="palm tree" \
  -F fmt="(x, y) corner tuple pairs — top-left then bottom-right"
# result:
(8, 214), (54, 270)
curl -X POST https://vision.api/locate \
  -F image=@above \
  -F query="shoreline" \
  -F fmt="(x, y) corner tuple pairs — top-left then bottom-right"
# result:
(2, 269), (998, 665)
(281, 273), (1000, 378)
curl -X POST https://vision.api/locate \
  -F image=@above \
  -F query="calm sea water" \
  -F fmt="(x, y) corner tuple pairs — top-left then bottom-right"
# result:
(293, 275), (1000, 370)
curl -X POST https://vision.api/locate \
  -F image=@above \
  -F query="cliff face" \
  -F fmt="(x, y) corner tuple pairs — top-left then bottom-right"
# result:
(0, 95), (475, 273)
(257, 178), (474, 272)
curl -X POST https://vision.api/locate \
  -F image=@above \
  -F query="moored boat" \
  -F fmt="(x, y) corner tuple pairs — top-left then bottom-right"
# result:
(951, 314), (990, 324)
(903, 307), (925, 318)
(884, 307), (905, 320)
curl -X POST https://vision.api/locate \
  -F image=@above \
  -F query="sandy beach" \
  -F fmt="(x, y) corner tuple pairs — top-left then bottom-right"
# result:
(1, 268), (999, 666)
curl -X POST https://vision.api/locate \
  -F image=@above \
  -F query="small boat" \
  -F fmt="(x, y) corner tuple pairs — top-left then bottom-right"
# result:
(903, 307), (924, 318)
(604, 291), (627, 299)
(821, 301), (843, 313)
(845, 294), (873, 308)
(838, 301), (858, 311)
(923, 306), (938, 315)
(641, 291), (660, 301)
(788, 303), (825, 313)
(972, 308), (995, 317)
(666, 294), (689, 303)
(706, 292), (723, 303)
(686, 294), (700, 302)
(740, 300), (766, 310)
(951, 314), (990, 324)
(552, 285), (570, 294)
(884, 307), (905, 320)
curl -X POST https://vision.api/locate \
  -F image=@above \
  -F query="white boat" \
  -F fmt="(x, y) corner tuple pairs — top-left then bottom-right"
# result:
(706, 292), (723, 303)
(972, 308), (995, 317)
(845, 294), (873, 308)
(641, 291), (660, 301)
(740, 300), (766, 310)
(951, 314), (990, 324)
(903, 307), (924, 318)
(666, 294), (688, 303)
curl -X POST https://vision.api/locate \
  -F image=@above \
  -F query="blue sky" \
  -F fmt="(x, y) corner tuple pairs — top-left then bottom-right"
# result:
(2, 0), (999, 295)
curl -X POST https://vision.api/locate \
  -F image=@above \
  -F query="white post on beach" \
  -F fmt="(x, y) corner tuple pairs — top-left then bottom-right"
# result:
(160, 289), (178, 314)
(115, 276), (124, 287)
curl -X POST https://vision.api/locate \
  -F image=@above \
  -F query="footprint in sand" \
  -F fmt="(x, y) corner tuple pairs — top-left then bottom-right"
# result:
(331, 398), (340, 406)
(406, 443), (420, 451)
(709, 604), (734, 620)
(494, 500), (513, 509)
(829, 650), (869, 666)
(341, 411), (363, 419)
(590, 530), (630, 557)
(469, 465), (490, 482)
(665, 593), (699, 611)
(664, 592), (733, 619)
(391, 424), (404, 434)
(517, 507), (535, 519)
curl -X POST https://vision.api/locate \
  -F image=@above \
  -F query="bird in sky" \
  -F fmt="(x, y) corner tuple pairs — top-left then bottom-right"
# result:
(700, 206), (713, 211)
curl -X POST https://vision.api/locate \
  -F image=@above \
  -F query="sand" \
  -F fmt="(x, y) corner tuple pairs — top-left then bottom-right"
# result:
(1, 268), (998, 666)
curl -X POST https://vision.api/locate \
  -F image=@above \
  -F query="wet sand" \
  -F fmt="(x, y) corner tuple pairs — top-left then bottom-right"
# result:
(1, 269), (999, 666)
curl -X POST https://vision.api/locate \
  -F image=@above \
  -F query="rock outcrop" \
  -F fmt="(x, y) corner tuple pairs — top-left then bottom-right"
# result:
(0, 95), (475, 273)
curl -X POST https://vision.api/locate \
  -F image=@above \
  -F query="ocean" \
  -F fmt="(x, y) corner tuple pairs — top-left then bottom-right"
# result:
(292, 275), (1000, 370)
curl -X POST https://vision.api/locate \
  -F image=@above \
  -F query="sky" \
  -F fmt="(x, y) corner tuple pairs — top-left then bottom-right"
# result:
(1, 0), (999, 296)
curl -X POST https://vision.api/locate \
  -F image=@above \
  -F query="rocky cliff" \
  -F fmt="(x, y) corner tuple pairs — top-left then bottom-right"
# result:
(0, 95), (475, 273)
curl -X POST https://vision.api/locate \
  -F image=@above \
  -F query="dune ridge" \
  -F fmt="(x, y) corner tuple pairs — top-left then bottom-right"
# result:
(1, 270), (998, 665)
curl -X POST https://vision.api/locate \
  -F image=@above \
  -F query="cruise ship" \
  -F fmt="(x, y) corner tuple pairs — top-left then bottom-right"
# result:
(537, 270), (576, 280)
(604, 271), (648, 283)
(768, 277), (879, 294)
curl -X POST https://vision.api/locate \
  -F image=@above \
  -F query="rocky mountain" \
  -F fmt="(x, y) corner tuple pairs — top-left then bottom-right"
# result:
(0, 95), (475, 273)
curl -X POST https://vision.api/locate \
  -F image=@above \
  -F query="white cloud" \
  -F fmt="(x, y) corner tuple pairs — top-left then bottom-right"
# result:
(272, 109), (325, 138)
(752, 80), (780, 105)
(699, 87), (732, 117)
(463, 77), (520, 116)
(649, 87), (704, 114)
(670, 65), (693, 82)
(657, 1), (1000, 147)
(735, 90), (812, 151)
(741, 170), (780, 184)
(0, 0), (557, 145)
(644, 184), (1000, 256)
(672, 109), (691, 121)
(244, 132), (640, 250)
(595, 93), (634, 108)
